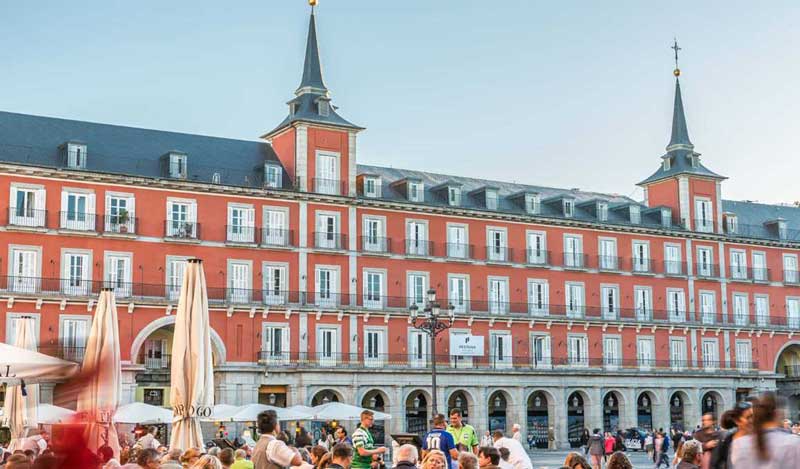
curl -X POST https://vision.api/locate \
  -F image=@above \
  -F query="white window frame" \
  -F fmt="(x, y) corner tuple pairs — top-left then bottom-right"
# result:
(567, 334), (588, 367)
(408, 328), (428, 368)
(448, 274), (470, 314)
(488, 276), (509, 314)
(696, 246), (714, 277)
(784, 254), (799, 284)
(406, 219), (429, 256)
(666, 288), (686, 322)
(701, 338), (719, 371)
(629, 205), (641, 224)
(59, 314), (90, 362)
(632, 240), (651, 273)
(729, 249), (748, 280)
(165, 255), (190, 300)
(489, 331), (512, 369)
(788, 297), (800, 328)
(563, 199), (574, 217)
(362, 216), (387, 252)
(598, 237), (618, 270)
(315, 211), (341, 250)
(5, 313), (41, 345)
(670, 337), (688, 371)
(264, 163), (283, 189)
(732, 292), (749, 326)
(315, 150), (340, 195)
(168, 153), (187, 178)
(563, 234), (584, 268)
(699, 290), (716, 325)
(363, 327), (387, 367)
(61, 248), (92, 296)
(166, 197), (197, 238)
(448, 187), (461, 206)
(227, 259), (252, 304)
(315, 265), (340, 308)
(363, 269), (386, 310)
(726, 215), (738, 234)
(316, 325), (340, 367)
(694, 197), (713, 232)
(8, 244), (42, 294)
(525, 194), (540, 214)
(486, 227), (508, 262)
(446, 223), (469, 259)
(752, 251), (768, 282)
(565, 282), (585, 318)
(227, 203), (256, 243)
(104, 251), (132, 298)
(597, 203), (608, 222)
(261, 322), (290, 364)
(408, 181), (424, 202)
(527, 279), (549, 316)
(262, 262), (289, 305)
(66, 142), (87, 169)
(603, 334), (622, 369)
(600, 284), (619, 319)
(735, 340), (752, 372)
(530, 332), (551, 369)
(262, 206), (290, 246)
(105, 191), (136, 234)
(9, 183), (46, 228)
(664, 243), (683, 275)
(485, 190), (498, 210)
(634, 286), (653, 320)
(407, 271), (429, 308)
(526, 230), (547, 265)
(637, 336), (655, 371)
(754, 294), (769, 326)
(60, 188), (96, 231)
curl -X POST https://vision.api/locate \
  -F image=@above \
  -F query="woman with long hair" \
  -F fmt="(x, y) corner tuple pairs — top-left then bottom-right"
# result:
(709, 401), (752, 469)
(730, 393), (800, 468)
(421, 450), (447, 469)
(605, 451), (633, 469)
(563, 451), (591, 469)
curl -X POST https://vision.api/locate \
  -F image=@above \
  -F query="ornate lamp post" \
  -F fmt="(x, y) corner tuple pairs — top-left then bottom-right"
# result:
(410, 288), (455, 416)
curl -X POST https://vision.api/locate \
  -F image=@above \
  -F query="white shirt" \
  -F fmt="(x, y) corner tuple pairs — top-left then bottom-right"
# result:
(730, 430), (800, 469)
(136, 433), (160, 450)
(494, 437), (532, 469)
(481, 435), (493, 447)
(512, 431), (521, 442)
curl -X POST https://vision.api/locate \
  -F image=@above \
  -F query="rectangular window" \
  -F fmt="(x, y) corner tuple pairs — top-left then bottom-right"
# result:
(263, 208), (289, 246)
(730, 250), (748, 280)
(598, 238), (618, 270)
(733, 293), (749, 326)
(227, 205), (255, 243)
(61, 191), (95, 231)
(563, 200), (574, 217)
(10, 247), (39, 294)
(531, 334), (551, 368)
(263, 264), (287, 305)
(261, 324), (289, 364)
(63, 251), (90, 296)
(363, 270), (384, 309)
(315, 152), (340, 195)
(169, 153), (187, 178)
(447, 225), (468, 258)
(406, 221), (429, 256)
(487, 228), (507, 262)
(364, 329), (385, 367)
(166, 257), (187, 300)
(630, 205), (641, 224)
(702, 339), (719, 371)
(752, 252), (767, 282)
(784, 255), (799, 284)
(449, 275), (468, 313)
(228, 261), (251, 303)
(66, 144), (87, 169)
(667, 289), (686, 322)
(490, 332), (512, 368)
(694, 198), (713, 232)
(697, 247), (714, 277)
(632, 241), (650, 273)
(528, 280), (548, 315)
(265, 164), (283, 189)
(634, 286), (652, 320)
(727, 215), (738, 234)
(485, 191), (498, 210)
(603, 336), (621, 369)
(754, 295), (769, 326)
(567, 335), (588, 366)
(699, 291), (716, 325)
(526, 194), (540, 214)
(565, 283), (584, 318)
(637, 337), (655, 370)
(105, 194), (135, 233)
(409, 330), (428, 367)
(601, 285), (619, 319)
(670, 337), (687, 370)
(166, 200), (197, 238)
(105, 253), (132, 298)
(563, 235), (583, 268)
(10, 185), (45, 227)
(407, 273), (428, 307)
(597, 203), (608, 222)
(317, 327), (338, 366)
(364, 178), (378, 197)
(448, 187), (461, 206)
(527, 231), (547, 265)
(736, 341), (752, 371)
(315, 268), (338, 307)
(488, 277), (509, 314)
(315, 213), (339, 249)
(786, 298), (800, 328)
(362, 217), (385, 252)
(664, 244), (682, 275)
(408, 182), (423, 202)
(60, 316), (89, 362)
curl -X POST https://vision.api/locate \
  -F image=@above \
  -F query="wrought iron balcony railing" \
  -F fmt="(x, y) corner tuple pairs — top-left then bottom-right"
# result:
(7, 207), (47, 228)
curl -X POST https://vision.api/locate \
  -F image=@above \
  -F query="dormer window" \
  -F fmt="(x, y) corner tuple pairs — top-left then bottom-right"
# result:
(630, 205), (641, 224)
(663, 158), (671, 171)
(264, 164), (283, 189)
(597, 202), (608, 222)
(485, 190), (498, 210)
(691, 154), (699, 168)
(778, 220), (787, 240)
(62, 142), (87, 169)
(318, 100), (330, 117)
(168, 152), (187, 179)
(661, 208), (672, 228)
(525, 194), (540, 214)
(364, 177), (381, 198)
(726, 215), (738, 234)
(563, 199), (574, 217)
(448, 187), (461, 206)
(408, 182), (424, 202)
(289, 103), (298, 115)
(212, 172), (221, 184)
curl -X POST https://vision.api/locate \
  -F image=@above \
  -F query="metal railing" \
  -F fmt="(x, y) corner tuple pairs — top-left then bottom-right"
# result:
(226, 225), (257, 243)
(562, 252), (589, 269)
(663, 261), (686, 276)
(695, 263), (719, 279)
(7, 207), (47, 228)
(262, 228), (293, 247)
(359, 236), (392, 254)
(524, 249), (550, 266)
(445, 243), (473, 260)
(313, 232), (347, 250)
(597, 255), (623, 271)
(311, 178), (347, 196)
(631, 257), (654, 274)
(405, 239), (434, 257)
(693, 218), (714, 233)
(784, 270), (800, 285)
(164, 220), (200, 239)
(59, 211), (96, 231)
(486, 246), (512, 263)
(102, 214), (136, 234)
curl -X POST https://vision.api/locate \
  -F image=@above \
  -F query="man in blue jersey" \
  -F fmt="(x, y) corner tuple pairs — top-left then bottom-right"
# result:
(423, 414), (459, 469)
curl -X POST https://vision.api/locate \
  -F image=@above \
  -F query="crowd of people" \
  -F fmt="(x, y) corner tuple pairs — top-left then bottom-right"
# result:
(2, 392), (800, 468)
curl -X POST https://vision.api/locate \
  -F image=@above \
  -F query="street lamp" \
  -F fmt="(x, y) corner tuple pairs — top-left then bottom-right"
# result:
(410, 288), (455, 416)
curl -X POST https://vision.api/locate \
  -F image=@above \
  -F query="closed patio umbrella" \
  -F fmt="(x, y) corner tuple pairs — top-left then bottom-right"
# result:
(1, 317), (39, 451)
(77, 288), (122, 458)
(169, 259), (214, 450)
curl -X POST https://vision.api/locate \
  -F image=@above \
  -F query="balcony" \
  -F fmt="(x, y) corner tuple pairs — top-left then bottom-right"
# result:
(784, 270), (800, 285)
(102, 214), (136, 235)
(359, 236), (391, 254)
(261, 228), (293, 247)
(597, 255), (622, 271)
(486, 246), (512, 263)
(164, 220), (200, 240)
(562, 252), (588, 269)
(405, 239), (433, 257)
(525, 249), (549, 266)
(695, 262), (719, 279)
(728, 265), (750, 282)
(694, 218), (714, 233)
(314, 232), (347, 250)
(445, 243), (473, 260)
(631, 257), (654, 274)
(40, 345), (85, 363)
(751, 268), (771, 283)
(59, 211), (96, 232)
(663, 260), (686, 276)
(312, 178), (346, 196)
(7, 207), (47, 228)
(226, 225), (256, 244)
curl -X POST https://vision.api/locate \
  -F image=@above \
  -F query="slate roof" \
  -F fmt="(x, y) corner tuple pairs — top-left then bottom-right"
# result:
(722, 200), (800, 241)
(0, 111), (284, 188)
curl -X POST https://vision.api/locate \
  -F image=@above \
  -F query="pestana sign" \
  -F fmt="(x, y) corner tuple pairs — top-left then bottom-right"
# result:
(450, 334), (484, 356)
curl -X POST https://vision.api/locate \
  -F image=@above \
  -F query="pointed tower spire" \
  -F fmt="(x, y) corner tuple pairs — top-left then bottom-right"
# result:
(297, 1), (327, 95)
(667, 39), (692, 150)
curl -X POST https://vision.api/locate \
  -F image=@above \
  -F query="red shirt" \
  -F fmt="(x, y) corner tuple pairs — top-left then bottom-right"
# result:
(604, 436), (615, 454)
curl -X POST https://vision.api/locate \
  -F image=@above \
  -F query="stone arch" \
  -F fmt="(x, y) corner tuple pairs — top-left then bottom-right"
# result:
(360, 388), (391, 445)
(636, 390), (658, 431)
(357, 388), (393, 412)
(446, 388), (477, 422)
(129, 315), (227, 365)
(525, 389), (556, 449)
(700, 390), (725, 417)
(774, 341), (800, 373)
(487, 389), (513, 433)
(404, 389), (432, 436)
(668, 390), (694, 431)
(309, 389), (344, 406)
(566, 390), (590, 448)
(602, 390), (627, 432)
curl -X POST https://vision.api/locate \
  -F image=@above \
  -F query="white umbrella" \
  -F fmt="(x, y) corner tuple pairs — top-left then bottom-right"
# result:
(200, 404), (241, 422)
(169, 259), (214, 450)
(229, 404), (312, 422)
(114, 402), (173, 424)
(288, 404), (315, 416)
(77, 289), (122, 458)
(36, 404), (76, 424)
(2, 317), (40, 451)
(0, 342), (78, 384)
(311, 402), (392, 421)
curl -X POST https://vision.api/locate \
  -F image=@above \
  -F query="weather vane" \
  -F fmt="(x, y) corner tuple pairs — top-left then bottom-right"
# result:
(671, 38), (682, 77)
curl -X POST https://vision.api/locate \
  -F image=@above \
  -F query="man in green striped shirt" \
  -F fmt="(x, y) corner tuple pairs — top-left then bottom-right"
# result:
(447, 408), (479, 454)
(352, 410), (386, 469)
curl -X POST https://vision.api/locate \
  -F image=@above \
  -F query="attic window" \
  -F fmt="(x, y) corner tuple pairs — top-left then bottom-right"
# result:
(597, 202), (608, 222)
(630, 205), (641, 224)
(661, 208), (672, 228)
(525, 194), (540, 214)
(663, 158), (671, 171)
(485, 190), (498, 210)
(364, 177), (381, 198)
(408, 182), (423, 202)
(318, 100), (330, 117)
(448, 187), (461, 206)
(289, 103), (298, 115)
(563, 200), (574, 218)
(169, 153), (187, 179)
(212, 172), (221, 184)
(726, 215), (738, 234)
(66, 143), (87, 169)
(265, 164), (283, 189)
(691, 154), (699, 168)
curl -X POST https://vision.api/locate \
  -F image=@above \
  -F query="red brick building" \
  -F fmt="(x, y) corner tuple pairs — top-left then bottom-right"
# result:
(1, 7), (799, 449)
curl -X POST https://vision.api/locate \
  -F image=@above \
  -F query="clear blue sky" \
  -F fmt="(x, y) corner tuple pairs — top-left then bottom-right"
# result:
(1, 1), (798, 203)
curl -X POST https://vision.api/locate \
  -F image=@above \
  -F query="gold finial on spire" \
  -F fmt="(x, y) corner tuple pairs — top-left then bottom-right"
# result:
(309, 0), (318, 6)
(671, 38), (682, 77)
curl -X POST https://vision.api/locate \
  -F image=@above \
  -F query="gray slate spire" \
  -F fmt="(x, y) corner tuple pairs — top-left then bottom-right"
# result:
(298, 9), (327, 94)
(667, 78), (692, 149)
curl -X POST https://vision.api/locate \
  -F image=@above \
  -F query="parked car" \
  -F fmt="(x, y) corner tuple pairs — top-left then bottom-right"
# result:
(622, 428), (647, 451)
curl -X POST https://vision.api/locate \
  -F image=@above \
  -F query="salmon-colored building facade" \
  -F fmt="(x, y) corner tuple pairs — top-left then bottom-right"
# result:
(1, 8), (799, 449)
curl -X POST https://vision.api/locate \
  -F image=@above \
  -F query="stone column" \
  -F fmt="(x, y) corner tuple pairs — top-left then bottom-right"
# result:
(391, 386), (406, 435)
(473, 387), (488, 438)
(585, 387), (603, 432)
(554, 389), (570, 450)
(509, 387), (526, 441)
(619, 388), (637, 430)
(652, 389), (670, 431)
